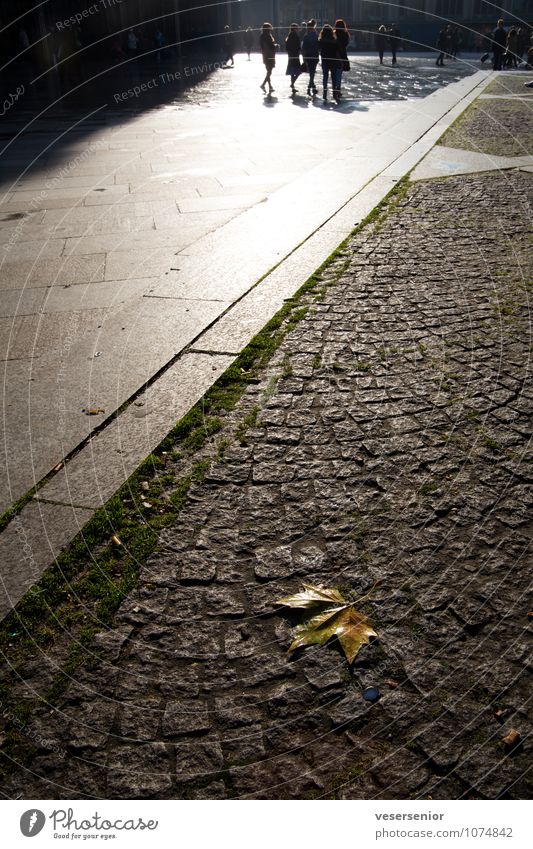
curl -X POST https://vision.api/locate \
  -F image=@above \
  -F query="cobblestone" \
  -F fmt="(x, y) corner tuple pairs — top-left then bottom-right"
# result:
(1, 162), (531, 799)
(440, 94), (533, 155)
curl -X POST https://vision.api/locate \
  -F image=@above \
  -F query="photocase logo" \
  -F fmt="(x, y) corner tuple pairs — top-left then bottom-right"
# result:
(20, 810), (46, 837)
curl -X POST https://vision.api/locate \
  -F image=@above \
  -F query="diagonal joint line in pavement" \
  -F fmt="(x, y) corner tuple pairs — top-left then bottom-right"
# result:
(142, 295), (227, 302)
(189, 348), (240, 356)
(33, 497), (94, 511)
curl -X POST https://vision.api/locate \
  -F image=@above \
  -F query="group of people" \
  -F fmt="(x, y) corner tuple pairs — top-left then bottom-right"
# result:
(259, 19), (351, 102)
(487, 20), (532, 70)
(434, 25), (462, 66)
(110, 28), (168, 64)
(374, 25), (402, 65)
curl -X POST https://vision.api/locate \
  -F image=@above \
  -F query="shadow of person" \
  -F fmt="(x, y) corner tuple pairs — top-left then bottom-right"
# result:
(290, 94), (309, 108)
(317, 99), (370, 113)
(336, 100), (370, 113)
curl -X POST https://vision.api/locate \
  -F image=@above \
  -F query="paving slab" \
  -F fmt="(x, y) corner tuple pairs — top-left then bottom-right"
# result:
(0, 297), (231, 513)
(37, 352), (235, 512)
(0, 254), (106, 290)
(0, 287), (48, 318)
(0, 502), (93, 621)
(411, 145), (533, 180)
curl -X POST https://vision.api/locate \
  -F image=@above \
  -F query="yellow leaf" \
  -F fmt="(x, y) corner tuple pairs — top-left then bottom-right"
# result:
(278, 582), (378, 666)
(276, 583), (345, 609)
(334, 607), (377, 665)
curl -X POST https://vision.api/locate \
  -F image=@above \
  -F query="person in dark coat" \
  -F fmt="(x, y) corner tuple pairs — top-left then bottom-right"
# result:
(435, 26), (449, 66)
(318, 24), (337, 101)
(244, 27), (253, 60)
(492, 19), (507, 70)
(259, 22), (277, 93)
(504, 27), (518, 68)
(449, 25), (461, 59)
(389, 23), (400, 64)
(517, 27), (528, 60)
(285, 23), (302, 93)
(375, 25), (387, 64)
(302, 19), (319, 95)
(222, 24), (234, 67)
(333, 19), (350, 100)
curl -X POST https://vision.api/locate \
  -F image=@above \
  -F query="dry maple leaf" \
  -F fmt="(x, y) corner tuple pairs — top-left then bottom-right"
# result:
(276, 583), (345, 609)
(276, 583), (378, 665)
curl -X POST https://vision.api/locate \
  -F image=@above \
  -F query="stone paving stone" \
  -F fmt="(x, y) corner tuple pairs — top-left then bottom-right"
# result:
(2, 168), (531, 800)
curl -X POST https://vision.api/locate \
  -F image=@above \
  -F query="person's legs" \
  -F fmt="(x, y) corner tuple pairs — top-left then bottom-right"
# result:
(379, 50), (384, 63)
(261, 61), (274, 92)
(310, 60), (318, 93)
(333, 67), (342, 99)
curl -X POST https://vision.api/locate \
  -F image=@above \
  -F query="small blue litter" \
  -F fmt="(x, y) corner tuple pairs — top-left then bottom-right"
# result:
(362, 686), (381, 702)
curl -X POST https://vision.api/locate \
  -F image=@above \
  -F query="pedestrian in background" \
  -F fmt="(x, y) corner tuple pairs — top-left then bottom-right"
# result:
(285, 23), (302, 94)
(244, 27), (253, 60)
(223, 25), (235, 67)
(375, 25), (387, 64)
(318, 23), (337, 101)
(302, 19), (319, 96)
(492, 19), (507, 70)
(259, 22), (277, 94)
(504, 27), (518, 67)
(435, 26), (449, 66)
(154, 29), (166, 64)
(516, 27), (528, 61)
(127, 28), (139, 57)
(333, 19), (350, 101)
(110, 35), (125, 64)
(449, 26), (461, 59)
(389, 23), (400, 64)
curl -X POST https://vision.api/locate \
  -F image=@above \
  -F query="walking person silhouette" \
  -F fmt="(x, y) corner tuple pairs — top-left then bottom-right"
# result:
(302, 19), (319, 96)
(285, 23), (302, 94)
(260, 22), (278, 94)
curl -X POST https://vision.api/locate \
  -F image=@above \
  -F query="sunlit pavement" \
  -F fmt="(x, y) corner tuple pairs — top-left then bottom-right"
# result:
(0, 52), (480, 520)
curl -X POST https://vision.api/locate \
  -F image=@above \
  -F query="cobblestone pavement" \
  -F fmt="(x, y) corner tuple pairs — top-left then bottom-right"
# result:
(485, 75), (533, 96)
(439, 81), (533, 156)
(2, 166), (532, 800)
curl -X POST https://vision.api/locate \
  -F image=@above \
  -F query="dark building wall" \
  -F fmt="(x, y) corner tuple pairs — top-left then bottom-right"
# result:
(0, 1), (227, 67)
